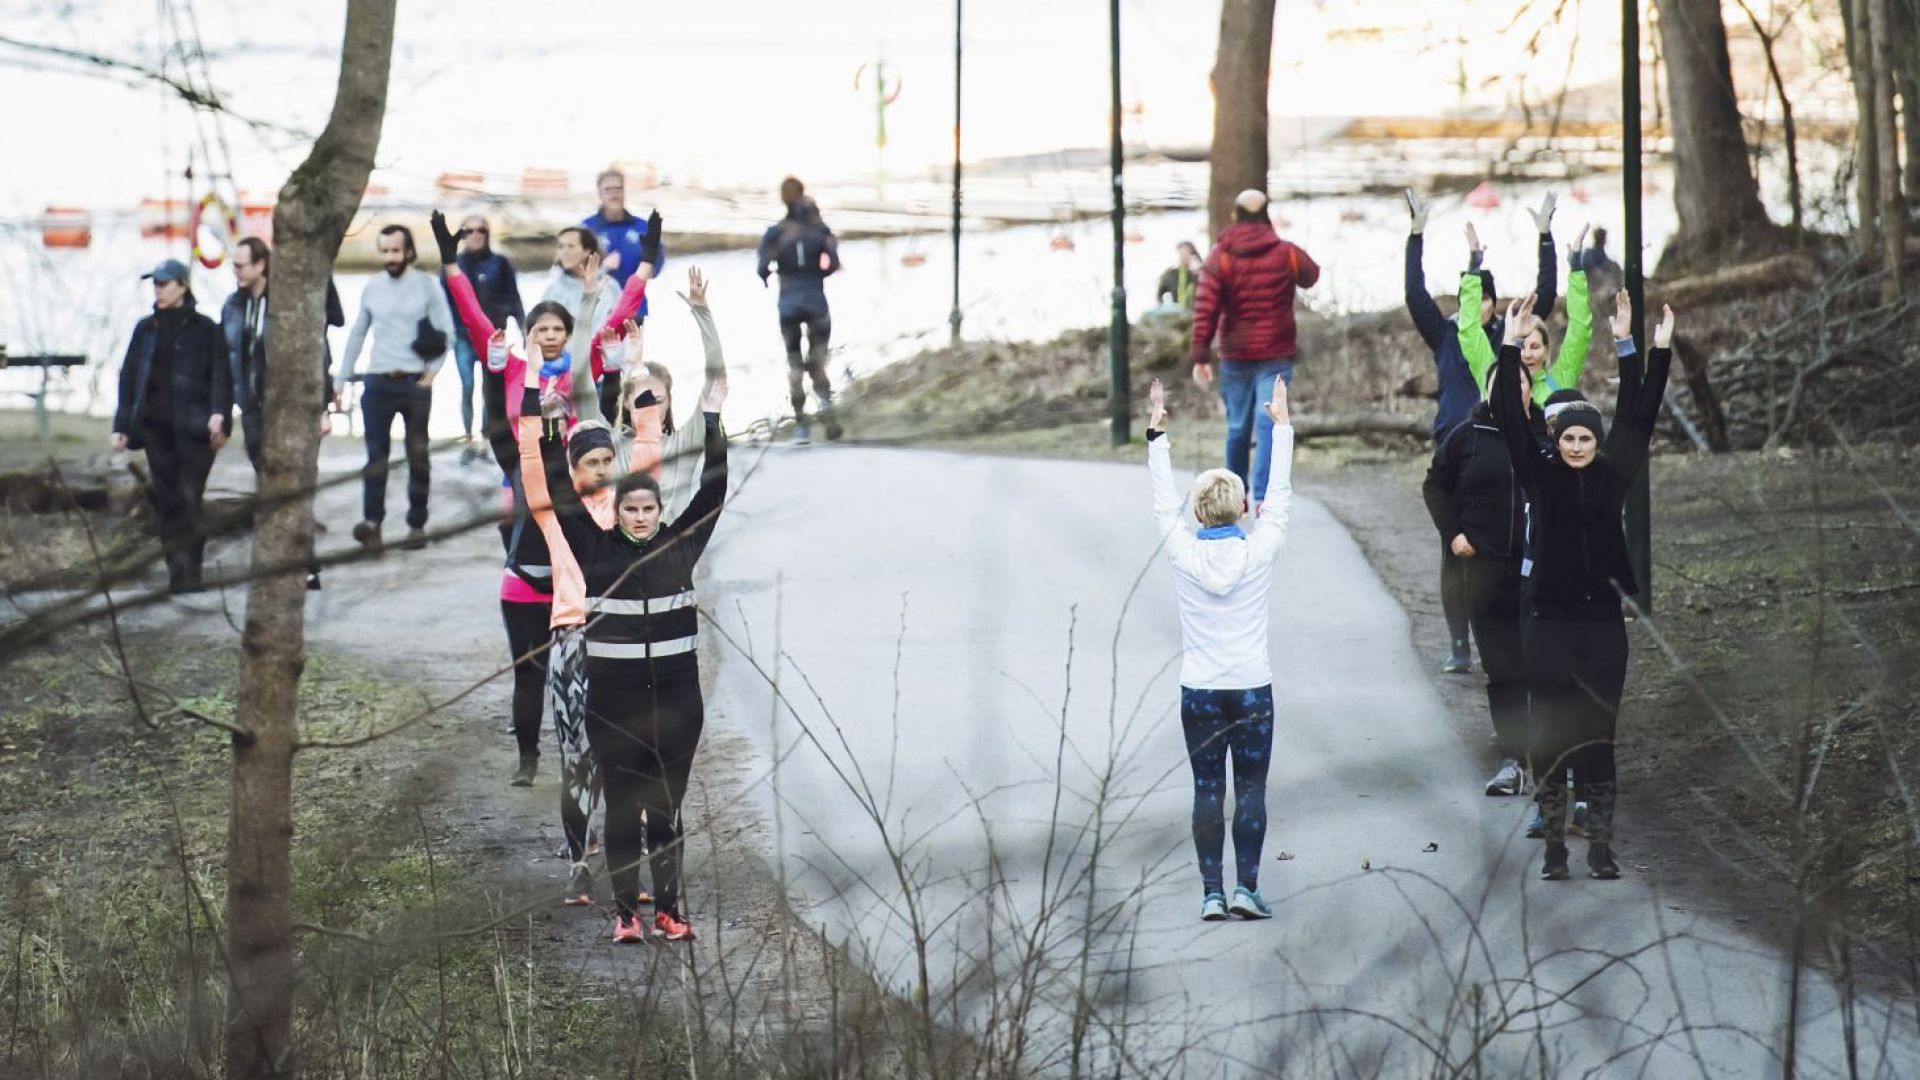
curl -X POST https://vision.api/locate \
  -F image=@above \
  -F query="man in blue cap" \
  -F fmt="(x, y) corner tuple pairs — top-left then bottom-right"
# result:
(111, 258), (233, 592)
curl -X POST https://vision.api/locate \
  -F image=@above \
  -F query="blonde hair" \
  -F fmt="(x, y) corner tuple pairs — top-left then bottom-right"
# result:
(616, 360), (675, 437)
(1190, 469), (1246, 527)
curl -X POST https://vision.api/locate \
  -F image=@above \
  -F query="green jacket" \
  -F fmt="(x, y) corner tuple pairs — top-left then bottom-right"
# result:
(1458, 269), (1591, 406)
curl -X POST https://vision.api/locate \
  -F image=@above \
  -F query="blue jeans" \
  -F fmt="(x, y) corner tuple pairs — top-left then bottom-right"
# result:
(451, 333), (480, 437)
(1219, 359), (1295, 503)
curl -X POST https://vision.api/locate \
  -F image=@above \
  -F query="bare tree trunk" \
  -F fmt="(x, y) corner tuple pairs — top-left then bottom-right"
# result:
(225, 2), (393, 1077)
(1651, 0), (1774, 274)
(1845, 0), (1882, 257)
(1871, 0), (1907, 300)
(1897, 0), (1920, 200)
(1206, 0), (1277, 240)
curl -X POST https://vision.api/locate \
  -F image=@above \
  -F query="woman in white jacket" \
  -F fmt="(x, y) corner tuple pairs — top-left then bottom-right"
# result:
(1146, 375), (1294, 922)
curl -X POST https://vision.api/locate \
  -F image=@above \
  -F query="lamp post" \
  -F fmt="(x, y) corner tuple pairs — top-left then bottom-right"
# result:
(1107, 0), (1130, 446)
(1623, 0), (1652, 612)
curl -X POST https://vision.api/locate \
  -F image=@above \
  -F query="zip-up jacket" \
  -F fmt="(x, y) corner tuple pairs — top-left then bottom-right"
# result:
(756, 201), (840, 320)
(1490, 338), (1671, 615)
(1190, 221), (1320, 365)
(218, 281), (343, 421)
(448, 248), (524, 331)
(114, 300), (230, 448)
(1406, 233), (1556, 440)
(1460, 267), (1591, 407)
(1422, 402), (1528, 562)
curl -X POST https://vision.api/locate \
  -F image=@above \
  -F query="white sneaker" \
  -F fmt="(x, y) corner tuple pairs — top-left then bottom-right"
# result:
(1485, 758), (1524, 797)
(1200, 892), (1228, 921)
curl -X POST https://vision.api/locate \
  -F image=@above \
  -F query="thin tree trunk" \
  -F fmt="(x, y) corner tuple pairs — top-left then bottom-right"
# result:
(1845, 0), (1882, 256)
(1733, 0), (1803, 232)
(225, 3), (393, 1077)
(1651, 0), (1774, 274)
(1206, 0), (1277, 240)
(1871, 0), (1906, 299)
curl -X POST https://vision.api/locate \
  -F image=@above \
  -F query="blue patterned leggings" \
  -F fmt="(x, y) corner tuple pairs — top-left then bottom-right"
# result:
(1180, 685), (1275, 895)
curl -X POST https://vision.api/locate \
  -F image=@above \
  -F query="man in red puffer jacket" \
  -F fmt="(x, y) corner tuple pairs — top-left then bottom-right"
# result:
(1190, 190), (1320, 510)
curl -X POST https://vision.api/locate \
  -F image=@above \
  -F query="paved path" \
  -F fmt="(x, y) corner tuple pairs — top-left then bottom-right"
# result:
(703, 442), (1920, 1078)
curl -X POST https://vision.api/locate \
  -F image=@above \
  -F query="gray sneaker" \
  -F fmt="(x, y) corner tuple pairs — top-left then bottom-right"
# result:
(791, 423), (812, 446)
(1229, 887), (1273, 920)
(1485, 758), (1524, 797)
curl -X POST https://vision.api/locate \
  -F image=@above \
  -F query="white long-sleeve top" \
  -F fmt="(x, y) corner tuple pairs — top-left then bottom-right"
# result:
(339, 267), (454, 379)
(1149, 426), (1295, 690)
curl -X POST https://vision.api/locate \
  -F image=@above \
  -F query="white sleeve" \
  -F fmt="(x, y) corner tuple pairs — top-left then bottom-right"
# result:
(1247, 425), (1295, 564)
(1148, 436), (1194, 562)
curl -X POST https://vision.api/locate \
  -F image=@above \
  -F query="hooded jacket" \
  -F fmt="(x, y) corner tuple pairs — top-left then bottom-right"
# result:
(1189, 221), (1320, 366)
(1148, 425), (1296, 689)
(757, 199), (840, 319)
(114, 299), (230, 448)
(1490, 338), (1671, 616)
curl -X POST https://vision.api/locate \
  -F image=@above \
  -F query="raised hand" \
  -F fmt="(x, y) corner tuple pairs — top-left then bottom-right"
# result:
(1465, 222), (1483, 256)
(1528, 190), (1558, 234)
(620, 319), (644, 371)
(1405, 189), (1429, 235)
(700, 374), (728, 413)
(638, 210), (664, 270)
(1147, 377), (1168, 431)
(1503, 295), (1538, 347)
(429, 210), (459, 267)
(1653, 304), (1675, 349)
(1264, 375), (1291, 425)
(1566, 223), (1590, 270)
(1609, 288), (1633, 341)
(579, 252), (603, 295)
(677, 266), (708, 308)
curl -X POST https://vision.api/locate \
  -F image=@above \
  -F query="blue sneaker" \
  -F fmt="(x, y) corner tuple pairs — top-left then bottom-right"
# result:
(1200, 892), (1229, 921)
(1229, 886), (1273, 920)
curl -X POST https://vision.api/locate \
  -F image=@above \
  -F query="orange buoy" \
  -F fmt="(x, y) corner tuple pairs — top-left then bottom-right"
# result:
(239, 200), (275, 240)
(1049, 235), (1076, 252)
(41, 207), (91, 249)
(900, 252), (927, 268)
(1466, 180), (1501, 210)
(190, 193), (239, 269)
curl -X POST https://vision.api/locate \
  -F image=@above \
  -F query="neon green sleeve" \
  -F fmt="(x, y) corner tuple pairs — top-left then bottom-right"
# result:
(1458, 272), (1495, 392)
(1541, 269), (1591, 404)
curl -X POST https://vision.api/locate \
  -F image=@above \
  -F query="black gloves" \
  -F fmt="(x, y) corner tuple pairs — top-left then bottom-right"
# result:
(638, 210), (664, 271)
(429, 210), (460, 267)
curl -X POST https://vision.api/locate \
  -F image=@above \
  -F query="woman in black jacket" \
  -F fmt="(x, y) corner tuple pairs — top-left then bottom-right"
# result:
(1490, 289), (1673, 882)
(111, 260), (233, 592)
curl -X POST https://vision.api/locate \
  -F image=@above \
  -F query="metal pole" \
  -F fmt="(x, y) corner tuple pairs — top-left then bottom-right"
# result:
(1108, 0), (1130, 446)
(1623, 0), (1652, 612)
(949, 0), (963, 343)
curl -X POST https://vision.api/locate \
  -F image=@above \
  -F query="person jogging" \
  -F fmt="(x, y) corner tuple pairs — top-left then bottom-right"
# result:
(757, 177), (842, 444)
(338, 223), (455, 552)
(1404, 190), (1558, 678)
(444, 214), (523, 461)
(1188, 189), (1319, 514)
(1146, 373), (1295, 923)
(1489, 289), (1674, 882)
(111, 258), (232, 593)
(518, 318), (730, 946)
(218, 236), (342, 590)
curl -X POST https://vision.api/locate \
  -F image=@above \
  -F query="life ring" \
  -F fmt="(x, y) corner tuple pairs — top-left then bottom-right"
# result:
(190, 193), (239, 269)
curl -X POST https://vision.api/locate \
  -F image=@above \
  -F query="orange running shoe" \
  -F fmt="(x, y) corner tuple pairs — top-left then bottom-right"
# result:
(562, 862), (593, 907)
(653, 909), (695, 942)
(612, 912), (646, 944)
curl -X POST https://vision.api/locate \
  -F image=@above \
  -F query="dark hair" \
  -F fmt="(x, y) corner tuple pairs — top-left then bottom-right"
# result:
(557, 226), (600, 255)
(378, 224), (417, 263)
(236, 236), (270, 270)
(615, 471), (662, 502)
(1543, 389), (1587, 408)
(779, 176), (805, 207)
(524, 300), (575, 336)
(1177, 240), (1199, 258)
(1475, 269), (1497, 305)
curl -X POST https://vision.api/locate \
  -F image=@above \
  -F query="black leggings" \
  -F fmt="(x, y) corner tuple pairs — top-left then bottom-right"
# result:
(1440, 541), (1470, 646)
(1522, 612), (1627, 787)
(584, 663), (705, 917)
(500, 600), (551, 756)
(1464, 558), (1527, 760)
(780, 313), (833, 420)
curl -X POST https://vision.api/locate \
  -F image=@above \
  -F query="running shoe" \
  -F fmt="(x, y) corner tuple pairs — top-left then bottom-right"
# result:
(400, 527), (429, 551)
(305, 569), (323, 591)
(653, 909), (696, 942)
(1442, 640), (1472, 674)
(612, 911), (646, 943)
(1200, 892), (1229, 922)
(562, 862), (593, 907)
(509, 753), (538, 788)
(791, 424), (811, 447)
(1485, 759), (1524, 797)
(1587, 842), (1621, 880)
(1540, 843), (1570, 881)
(1229, 887), (1273, 920)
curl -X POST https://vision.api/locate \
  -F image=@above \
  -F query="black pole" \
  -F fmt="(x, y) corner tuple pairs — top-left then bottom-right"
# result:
(1623, 0), (1652, 612)
(949, 0), (963, 344)
(1108, 0), (1130, 446)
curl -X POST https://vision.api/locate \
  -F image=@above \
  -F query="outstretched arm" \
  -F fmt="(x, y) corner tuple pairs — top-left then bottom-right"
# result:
(1458, 266), (1496, 393)
(672, 379), (732, 557)
(1144, 378), (1197, 563)
(1542, 267), (1592, 397)
(1489, 297), (1546, 493)
(1606, 305), (1674, 479)
(1404, 232), (1448, 350)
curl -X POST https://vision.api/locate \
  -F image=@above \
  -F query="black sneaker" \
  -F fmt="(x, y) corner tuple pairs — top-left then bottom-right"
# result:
(1442, 639), (1471, 674)
(1587, 843), (1621, 880)
(305, 569), (323, 591)
(510, 754), (538, 787)
(1541, 843), (1570, 881)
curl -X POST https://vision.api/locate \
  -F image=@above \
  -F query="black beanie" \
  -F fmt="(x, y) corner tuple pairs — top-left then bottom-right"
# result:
(567, 425), (615, 466)
(1546, 399), (1605, 442)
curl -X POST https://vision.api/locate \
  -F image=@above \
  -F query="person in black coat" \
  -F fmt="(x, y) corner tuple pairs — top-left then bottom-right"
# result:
(112, 259), (232, 593)
(757, 178), (842, 443)
(1489, 287), (1674, 883)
